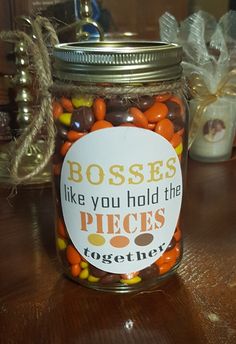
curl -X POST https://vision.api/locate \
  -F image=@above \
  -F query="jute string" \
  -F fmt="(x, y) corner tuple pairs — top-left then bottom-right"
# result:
(0, 16), (59, 184)
(51, 79), (185, 98)
(188, 68), (236, 148)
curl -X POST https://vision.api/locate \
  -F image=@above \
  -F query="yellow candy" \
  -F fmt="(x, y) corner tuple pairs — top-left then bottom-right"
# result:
(57, 237), (67, 250)
(175, 142), (183, 156)
(58, 112), (72, 126)
(80, 261), (89, 269)
(79, 268), (89, 279)
(120, 276), (142, 285)
(72, 97), (93, 108)
(88, 275), (100, 283)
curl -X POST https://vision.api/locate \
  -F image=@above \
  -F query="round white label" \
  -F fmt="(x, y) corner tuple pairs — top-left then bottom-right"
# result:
(60, 127), (182, 274)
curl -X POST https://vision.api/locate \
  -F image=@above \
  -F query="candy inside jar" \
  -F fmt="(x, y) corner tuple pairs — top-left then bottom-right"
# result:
(52, 41), (188, 292)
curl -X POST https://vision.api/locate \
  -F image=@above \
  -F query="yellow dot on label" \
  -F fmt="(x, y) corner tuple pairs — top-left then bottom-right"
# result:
(110, 235), (130, 248)
(88, 234), (106, 246)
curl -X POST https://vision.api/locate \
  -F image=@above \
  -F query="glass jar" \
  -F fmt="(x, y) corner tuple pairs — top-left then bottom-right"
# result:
(52, 41), (188, 292)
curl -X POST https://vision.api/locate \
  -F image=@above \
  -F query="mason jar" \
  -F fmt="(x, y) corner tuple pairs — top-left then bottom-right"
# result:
(52, 41), (188, 292)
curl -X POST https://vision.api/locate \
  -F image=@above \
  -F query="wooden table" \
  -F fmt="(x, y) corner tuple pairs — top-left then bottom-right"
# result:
(0, 158), (236, 344)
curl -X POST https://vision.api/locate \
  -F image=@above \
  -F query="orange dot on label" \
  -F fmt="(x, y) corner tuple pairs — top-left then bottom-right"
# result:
(135, 233), (154, 246)
(110, 235), (130, 248)
(88, 234), (106, 246)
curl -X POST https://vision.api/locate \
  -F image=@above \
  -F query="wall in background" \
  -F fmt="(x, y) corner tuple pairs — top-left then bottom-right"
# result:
(101, 0), (189, 39)
(0, 0), (232, 74)
(191, 0), (229, 18)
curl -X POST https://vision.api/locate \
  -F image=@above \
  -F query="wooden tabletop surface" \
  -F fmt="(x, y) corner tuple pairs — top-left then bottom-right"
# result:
(0, 158), (236, 344)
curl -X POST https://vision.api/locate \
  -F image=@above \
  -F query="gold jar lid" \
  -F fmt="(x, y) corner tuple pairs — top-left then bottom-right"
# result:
(53, 41), (182, 83)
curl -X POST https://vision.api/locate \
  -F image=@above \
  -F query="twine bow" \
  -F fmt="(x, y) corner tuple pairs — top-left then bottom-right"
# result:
(0, 16), (59, 184)
(188, 68), (236, 148)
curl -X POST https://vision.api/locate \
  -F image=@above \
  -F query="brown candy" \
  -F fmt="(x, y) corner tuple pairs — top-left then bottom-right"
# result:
(56, 122), (68, 140)
(134, 95), (155, 112)
(100, 274), (120, 284)
(105, 110), (133, 126)
(71, 107), (95, 132)
(166, 100), (181, 121)
(54, 136), (65, 155)
(172, 117), (185, 133)
(139, 264), (159, 280)
(106, 96), (132, 112)
(89, 265), (108, 278)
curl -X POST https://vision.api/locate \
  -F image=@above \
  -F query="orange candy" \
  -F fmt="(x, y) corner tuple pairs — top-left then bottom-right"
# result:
(174, 226), (182, 242)
(52, 101), (63, 119)
(71, 264), (81, 277)
(162, 246), (179, 263)
(159, 262), (175, 275)
(147, 122), (156, 130)
(170, 133), (182, 148)
(119, 123), (136, 127)
(60, 141), (72, 156)
(93, 98), (106, 120)
(155, 118), (174, 141)
(175, 243), (181, 260)
(66, 245), (81, 265)
(155, 93), (171, 102)
(57, 217), (67, 238)
(67, 130), (87, 142)
(155, 254), (166, 266)
(144, 102), (168, 123)
(91, 120), (113, 131)
(61, 97), (74, 113)
(155, 244), (180, 267)
(129, 107), (148, 129)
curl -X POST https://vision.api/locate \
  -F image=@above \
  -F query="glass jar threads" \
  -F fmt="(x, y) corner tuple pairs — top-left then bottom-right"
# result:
(52, 41), (188, 292)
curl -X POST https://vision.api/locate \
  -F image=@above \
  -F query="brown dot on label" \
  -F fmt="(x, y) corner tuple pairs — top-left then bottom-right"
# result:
(110, 236), (130, 248)
(135, 233), (154, 246)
